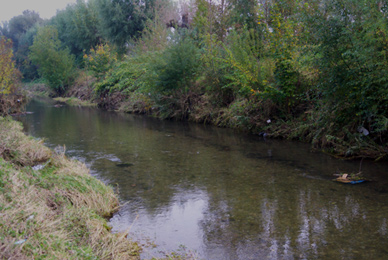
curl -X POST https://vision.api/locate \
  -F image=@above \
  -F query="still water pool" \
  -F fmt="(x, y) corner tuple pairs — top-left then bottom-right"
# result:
(20, 99), (388, 259)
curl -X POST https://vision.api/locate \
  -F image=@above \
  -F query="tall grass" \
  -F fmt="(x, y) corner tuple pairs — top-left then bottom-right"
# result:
(0, 117), (141, 259)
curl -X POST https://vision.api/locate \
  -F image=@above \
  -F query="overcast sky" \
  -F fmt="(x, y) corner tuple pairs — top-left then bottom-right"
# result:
(0, 0), (79, 23)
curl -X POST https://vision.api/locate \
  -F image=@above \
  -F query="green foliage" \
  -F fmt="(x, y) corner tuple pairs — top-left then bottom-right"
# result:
(29, 26), (75, 94)
(93, 53), (152, 95)
(14, 25), (40, 80)
(52, 0), (102, 59)
(192, 0), (216, 36)
(4, 10), (42, 50)
(149, 36), (201, 94)
(200, 33), (229, 103)
(0, 11), (43, 80)
(0, 37), (20, 95)
(0, 37), (24, 116)
(132, 16), (173, 54)
(221, 28), (264, 97)
(229, 0), (259, 29)
(193, 0), (232, 41)
(96, 0), (155, 53)
(256, 2), (307, 114)
(199, 28), (266, 105)
(311, 0), (388, 142)
(83, 43), (117, 81)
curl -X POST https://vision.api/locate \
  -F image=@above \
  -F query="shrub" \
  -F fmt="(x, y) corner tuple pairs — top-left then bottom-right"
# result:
(93, 52), (152, 95)
(83, 43), (117, 81)
(149, 36), (201, 94)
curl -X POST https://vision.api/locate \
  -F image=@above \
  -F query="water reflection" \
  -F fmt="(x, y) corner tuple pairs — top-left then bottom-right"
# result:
(19, 99), (388, 259)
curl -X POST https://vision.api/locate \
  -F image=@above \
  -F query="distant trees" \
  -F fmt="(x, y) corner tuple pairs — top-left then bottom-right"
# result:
(0, 10), (43, 80)
(52, 0), (102, 59)
(3, 10), (42, 49)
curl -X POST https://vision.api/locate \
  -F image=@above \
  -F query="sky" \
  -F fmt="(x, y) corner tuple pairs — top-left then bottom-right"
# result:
(0, 0), (80, 23)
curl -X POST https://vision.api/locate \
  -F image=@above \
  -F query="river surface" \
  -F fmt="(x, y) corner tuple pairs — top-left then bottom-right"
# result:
(19, 99), (388, 259)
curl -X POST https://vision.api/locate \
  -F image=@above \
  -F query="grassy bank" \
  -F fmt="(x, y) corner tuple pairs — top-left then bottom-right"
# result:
(0, 117), (140, 259)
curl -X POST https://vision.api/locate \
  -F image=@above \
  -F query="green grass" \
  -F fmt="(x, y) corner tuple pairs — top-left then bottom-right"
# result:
(53, 97), (96, 107)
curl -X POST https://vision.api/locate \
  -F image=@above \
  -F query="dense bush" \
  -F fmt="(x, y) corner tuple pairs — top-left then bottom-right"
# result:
(307, 0), (388, 150)
(149, 36), (201, 94)
(83, 43), (117, 81)
(93, 53), (151, 95)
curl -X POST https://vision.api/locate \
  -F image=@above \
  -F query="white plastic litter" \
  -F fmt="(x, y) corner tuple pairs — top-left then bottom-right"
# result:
(32, 159), (51, 171)
(357, 126), (369, 136)
(14, 239), (27, 245)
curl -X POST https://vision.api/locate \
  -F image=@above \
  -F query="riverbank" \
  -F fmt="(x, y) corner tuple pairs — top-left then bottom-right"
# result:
(25, 81), (388, 161)
(0, 116), (140, 259)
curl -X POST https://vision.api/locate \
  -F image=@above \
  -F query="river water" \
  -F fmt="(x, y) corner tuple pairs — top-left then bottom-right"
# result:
(19, 99), (388, 259)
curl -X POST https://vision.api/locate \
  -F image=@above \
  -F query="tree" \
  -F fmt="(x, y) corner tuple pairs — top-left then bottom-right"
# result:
(0, 22), (10, 38)
(29, 26), (75, 95)
(14, 24), (40, 80)
(0, 37), (20, 95)
(229, 0), (258, 29)
(0, 37), (23, 116)
(0, 11), (43, 80)
(6, 10), (42, 50)
(52, 0), (103, 59)
(192, 0), (233, 41)
(96, 0), (155, 52)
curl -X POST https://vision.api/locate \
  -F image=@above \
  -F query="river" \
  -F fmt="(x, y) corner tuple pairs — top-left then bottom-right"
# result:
(18, 99), (388, 259)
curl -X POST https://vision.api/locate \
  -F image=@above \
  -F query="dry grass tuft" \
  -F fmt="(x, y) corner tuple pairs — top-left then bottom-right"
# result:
(0, 118), (141, 259)
(0, 117), (51, 166)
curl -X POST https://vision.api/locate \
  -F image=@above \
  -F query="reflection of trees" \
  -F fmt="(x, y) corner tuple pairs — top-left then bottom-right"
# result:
(23, 100), (388, 259)
(199, 168), (388, 259)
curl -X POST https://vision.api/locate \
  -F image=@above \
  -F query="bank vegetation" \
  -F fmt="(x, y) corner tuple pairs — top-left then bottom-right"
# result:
(1, 0), (388, 160)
